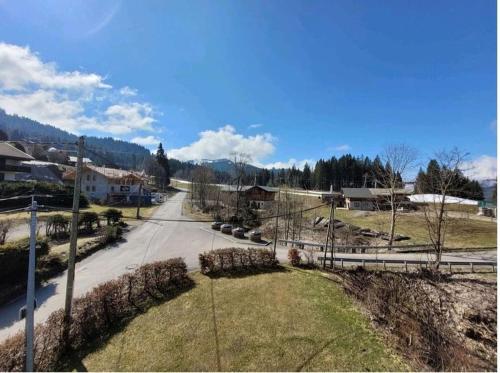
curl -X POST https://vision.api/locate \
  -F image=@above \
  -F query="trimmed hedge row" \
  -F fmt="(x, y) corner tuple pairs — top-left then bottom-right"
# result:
(199, 247), (279, 274)
(0, 258), (193, 372)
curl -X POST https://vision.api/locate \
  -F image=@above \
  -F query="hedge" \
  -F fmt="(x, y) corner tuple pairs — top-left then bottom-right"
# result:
(0, 258), (193, 372)
(0, 181), (88, 209)
(199, 247), (279, 275)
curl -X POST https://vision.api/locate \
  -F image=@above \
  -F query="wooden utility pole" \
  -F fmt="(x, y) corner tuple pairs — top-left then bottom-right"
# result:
(330, 199), (336, 269)
(273, 189), (281, 257)
(322, 200), (334, 269)
(136, 182), (143, 219)
(63, 136), (84, 341)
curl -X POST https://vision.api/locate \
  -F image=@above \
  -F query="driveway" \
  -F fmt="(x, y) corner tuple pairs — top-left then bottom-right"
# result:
(0, 191), (287, 342)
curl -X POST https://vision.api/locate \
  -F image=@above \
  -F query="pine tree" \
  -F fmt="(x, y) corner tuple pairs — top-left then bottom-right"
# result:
(156, 143), (170, 187)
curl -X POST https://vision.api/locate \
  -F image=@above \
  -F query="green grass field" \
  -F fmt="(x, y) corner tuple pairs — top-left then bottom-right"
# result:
(77, 269), (407, 372)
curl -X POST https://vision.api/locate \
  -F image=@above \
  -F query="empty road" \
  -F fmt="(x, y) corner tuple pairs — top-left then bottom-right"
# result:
(0, 191), (283, 341)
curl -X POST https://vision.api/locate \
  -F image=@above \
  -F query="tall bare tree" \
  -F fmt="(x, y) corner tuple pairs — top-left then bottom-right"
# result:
(418, 148), (469, 269)
(231, 152), (250, 217)
(192, 166), (215, 210)
(374, 144), (417, 248)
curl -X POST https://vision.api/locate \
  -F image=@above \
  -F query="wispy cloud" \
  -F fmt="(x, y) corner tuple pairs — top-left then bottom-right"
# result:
(119, 86), (137, 97)
(248, 123), (263, 129)
(463, 155), (497, 181)
(261, 158), (315, 170)
(131, 135), (161, 147)
(333, 144), (351, 152)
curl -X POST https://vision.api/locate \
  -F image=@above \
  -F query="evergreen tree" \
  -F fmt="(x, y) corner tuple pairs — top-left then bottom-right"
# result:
(156, 143), (170, 187)
(302, 163), (312, 189)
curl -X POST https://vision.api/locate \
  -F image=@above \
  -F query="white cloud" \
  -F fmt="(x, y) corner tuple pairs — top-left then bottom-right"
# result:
(131, 135), (161, 146)
(490, 119), (497, 132)
(99, 103), (155, 134)
(262, 158), (315, 170)
(0, 42), (158, 136)
(463, 155), (497, 181)
(119, 86), (137, 96)
(334, 144), (351, 151)
(168, 125), (275, 162)
(248, 123), (263, 129)
(0, 43), (110, 91)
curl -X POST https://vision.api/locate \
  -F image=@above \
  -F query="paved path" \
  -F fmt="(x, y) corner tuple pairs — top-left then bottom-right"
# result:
(0, 191), (287, 342)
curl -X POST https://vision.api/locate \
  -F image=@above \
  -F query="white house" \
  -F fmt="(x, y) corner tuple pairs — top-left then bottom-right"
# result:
(0, 142), (34, 181)
(64, 164), (150, 204)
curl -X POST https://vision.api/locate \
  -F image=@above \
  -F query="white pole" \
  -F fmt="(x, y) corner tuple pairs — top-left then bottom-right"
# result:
(25, 197), (37, 371)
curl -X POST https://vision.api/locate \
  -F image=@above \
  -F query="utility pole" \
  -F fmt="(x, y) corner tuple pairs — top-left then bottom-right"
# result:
(330, 199), (336, 269)
(322, 200), (334, 269)
(63, 136), (84, 341)
(25, 196), (37, 372)
(136, 182), (143, 219)
(273, 189), (281, 257)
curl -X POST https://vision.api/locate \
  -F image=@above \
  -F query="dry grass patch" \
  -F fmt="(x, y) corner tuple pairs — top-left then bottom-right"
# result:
(80, 269), (407, 371)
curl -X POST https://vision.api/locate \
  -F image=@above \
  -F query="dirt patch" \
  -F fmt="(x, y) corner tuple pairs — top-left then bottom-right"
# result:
(331, 268), (496, 371)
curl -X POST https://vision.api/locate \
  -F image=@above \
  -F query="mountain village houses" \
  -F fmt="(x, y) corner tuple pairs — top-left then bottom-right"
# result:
(0, 142), (34, 181)
(63, 164), (151, 204)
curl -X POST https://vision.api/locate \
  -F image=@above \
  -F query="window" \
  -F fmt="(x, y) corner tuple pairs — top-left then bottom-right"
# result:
(92, 175), (96, 181)
(86, 186), (90, 191)
(92, 186), (96, 192)
(111, 186), (115, 192)
(86, 174), (90, 181)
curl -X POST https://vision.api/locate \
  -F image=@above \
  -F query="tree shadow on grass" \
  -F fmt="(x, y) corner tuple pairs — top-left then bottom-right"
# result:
(203, 265), (289, 279)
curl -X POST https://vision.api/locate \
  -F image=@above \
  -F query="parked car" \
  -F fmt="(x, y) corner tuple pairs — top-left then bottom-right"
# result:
(211, 221), (223, 230)
(232, 227), (245, 239)
(221, 224), (233, 234)
(249, 229), (262, 242)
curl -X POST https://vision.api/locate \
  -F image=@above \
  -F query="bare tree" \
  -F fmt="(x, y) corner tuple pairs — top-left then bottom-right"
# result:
(419, 148), (469, 269)
(192, 166), (215, 210)
(374, 144), (417, 248)
(231, 152), (250, 218)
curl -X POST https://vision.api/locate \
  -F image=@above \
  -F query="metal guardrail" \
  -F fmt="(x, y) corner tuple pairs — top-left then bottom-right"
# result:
(318, 256), (497, 272)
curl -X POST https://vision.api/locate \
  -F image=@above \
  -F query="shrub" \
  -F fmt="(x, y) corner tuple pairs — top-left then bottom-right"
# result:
(288, 248), (301, 266)
(99, 225), (122, 245)
(78, 212), (100, 232)
(0, 258), (193, 372)
(0, 220), (12, 245)
(45, 214), (70, 239)
(102, 208), (123, 226)
(199, 248), (279, 275)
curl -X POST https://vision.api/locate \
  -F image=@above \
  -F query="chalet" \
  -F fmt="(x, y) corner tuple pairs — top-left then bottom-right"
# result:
(63, 164), (151, 204)
(342, 187), (412, 211)
(220, 185), (278, 209)
(0, 142), (34, 181)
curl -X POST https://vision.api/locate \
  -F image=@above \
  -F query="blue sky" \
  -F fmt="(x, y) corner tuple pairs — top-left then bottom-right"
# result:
(0, 0), (496, 178)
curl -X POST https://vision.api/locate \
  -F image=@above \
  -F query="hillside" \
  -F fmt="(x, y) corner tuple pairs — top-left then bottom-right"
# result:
(0, 109), (150, 170)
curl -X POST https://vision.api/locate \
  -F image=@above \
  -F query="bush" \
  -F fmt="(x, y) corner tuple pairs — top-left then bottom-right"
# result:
(102, 208), (123, 226)
(78, 212), (100, 232)
(45, 214), (70, 239)
(0, 258), (193, 372)
(199, 248), (279, 275)
(0, 220), (12, 245)
(288, 248), (301, 266)
(99, 225), (123, 245)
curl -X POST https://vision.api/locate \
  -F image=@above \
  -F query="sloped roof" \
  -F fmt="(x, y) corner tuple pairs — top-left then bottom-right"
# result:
(63, 164), (145, 181)
(0, 142), (34, 161)
(342, 187), (411, 199)
(220, 185), (278, 193)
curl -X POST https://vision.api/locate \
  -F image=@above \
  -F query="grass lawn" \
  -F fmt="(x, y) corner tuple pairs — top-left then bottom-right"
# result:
(302, 198), (497, 248)
(78, 269), (407, 372)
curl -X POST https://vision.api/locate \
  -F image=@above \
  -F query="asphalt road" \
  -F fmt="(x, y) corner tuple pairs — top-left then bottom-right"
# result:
(0, 191), (496, 341)
(0, 191), (282, 342)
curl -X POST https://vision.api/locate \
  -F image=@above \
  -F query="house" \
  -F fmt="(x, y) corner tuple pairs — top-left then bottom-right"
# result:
(220, 185), (278, 209)
(63, 164), (150, 204)
(0, 142), (34, 181)
(68, 156), (93, 166)
(342, 187), (412, 211)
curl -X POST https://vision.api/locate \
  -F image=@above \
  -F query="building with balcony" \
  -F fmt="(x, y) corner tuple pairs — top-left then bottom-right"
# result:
(0, 142), (34, 181)
(63, 164), (151, 205)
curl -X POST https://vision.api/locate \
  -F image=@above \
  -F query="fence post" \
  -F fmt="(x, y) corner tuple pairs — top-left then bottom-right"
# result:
(362, 259), (365, 268)
(404, 261), (408, 272)
(448, 262), (452, 274)
(341, 259), (344, 269)
(470, 263), (474, 273)
(383, 260), (386, 270)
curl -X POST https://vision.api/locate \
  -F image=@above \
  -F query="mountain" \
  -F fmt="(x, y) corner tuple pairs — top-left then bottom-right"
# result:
(480, 180), (497, 201)
(196, 159), (262, 175)
(0, 109), (151, 170)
